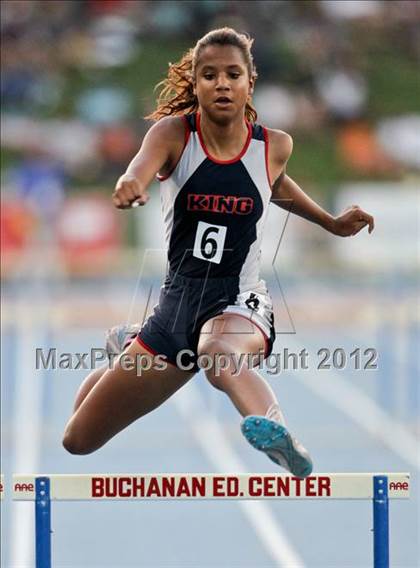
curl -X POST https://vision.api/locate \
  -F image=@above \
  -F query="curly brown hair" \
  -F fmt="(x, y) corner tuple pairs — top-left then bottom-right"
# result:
(146, 27), (258, 123)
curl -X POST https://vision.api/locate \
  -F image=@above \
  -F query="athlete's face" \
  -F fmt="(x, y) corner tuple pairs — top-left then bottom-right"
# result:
(194, 45), (254, 121)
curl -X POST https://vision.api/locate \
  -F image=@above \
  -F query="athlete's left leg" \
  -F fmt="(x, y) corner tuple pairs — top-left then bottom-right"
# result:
(197, 313), (312, 477)
(197, 313), (279, 417)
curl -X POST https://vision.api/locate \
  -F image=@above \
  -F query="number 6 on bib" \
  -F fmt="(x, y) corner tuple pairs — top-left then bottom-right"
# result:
(193, 221), (227, 264)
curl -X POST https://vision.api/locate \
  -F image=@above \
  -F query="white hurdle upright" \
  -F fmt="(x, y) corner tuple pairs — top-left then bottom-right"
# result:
(11, 472), (410, 568)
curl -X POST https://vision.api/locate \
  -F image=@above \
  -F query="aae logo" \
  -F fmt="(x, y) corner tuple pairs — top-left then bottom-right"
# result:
(389, 481), (408, 490)
(14, 483), (34, 492)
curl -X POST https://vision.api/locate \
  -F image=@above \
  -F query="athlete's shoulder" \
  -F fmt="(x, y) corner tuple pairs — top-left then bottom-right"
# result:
(145, 115), (187, 145)
(264, 128), (293, 164)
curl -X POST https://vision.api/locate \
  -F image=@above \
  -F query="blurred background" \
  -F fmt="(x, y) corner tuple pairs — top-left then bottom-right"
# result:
(1, 1), (419, 567)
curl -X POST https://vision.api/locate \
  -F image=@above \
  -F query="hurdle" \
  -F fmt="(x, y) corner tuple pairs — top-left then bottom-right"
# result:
(12, 472), (409, 568)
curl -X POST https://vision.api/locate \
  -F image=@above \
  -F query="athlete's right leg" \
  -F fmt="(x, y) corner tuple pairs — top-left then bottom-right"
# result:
(62, 340), (195, 455)
(72, 365), (108, 413)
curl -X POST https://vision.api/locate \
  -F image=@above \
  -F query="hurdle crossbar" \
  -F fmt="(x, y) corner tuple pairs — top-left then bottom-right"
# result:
(12, 472), (410, 568)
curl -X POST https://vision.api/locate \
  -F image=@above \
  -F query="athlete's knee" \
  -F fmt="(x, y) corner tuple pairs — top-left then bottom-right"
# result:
(198, 336), (230, 356)
(62, 433), (94, 455)
(62, 424), (99, 456)
(197, 336), (233, 390)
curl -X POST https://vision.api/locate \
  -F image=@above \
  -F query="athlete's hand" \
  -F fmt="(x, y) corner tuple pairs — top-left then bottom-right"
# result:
(331, 205), (374, 237)
(112, 173), (149, 209)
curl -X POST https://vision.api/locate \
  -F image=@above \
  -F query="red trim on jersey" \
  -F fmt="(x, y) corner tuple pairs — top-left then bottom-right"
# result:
(196, 112), (252, 165)
(262, 126), (272, 188)
(222, 312), (270, 358)
(156, 115), (191, 181)
(136, 336), (159, 355)
(136, 336), (178, 368)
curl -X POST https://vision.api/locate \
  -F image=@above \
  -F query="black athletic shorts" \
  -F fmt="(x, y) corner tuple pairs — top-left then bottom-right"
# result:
(137, 270), (275, 371)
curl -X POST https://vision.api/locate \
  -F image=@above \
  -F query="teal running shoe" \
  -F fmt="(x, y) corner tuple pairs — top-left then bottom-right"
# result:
(241, 416), (313, 478)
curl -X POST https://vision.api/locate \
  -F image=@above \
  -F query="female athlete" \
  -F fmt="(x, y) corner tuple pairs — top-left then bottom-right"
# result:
(63, 28), (374, 478)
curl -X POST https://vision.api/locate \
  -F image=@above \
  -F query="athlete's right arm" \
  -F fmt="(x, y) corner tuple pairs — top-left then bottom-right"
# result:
(112, 117), (184, 209)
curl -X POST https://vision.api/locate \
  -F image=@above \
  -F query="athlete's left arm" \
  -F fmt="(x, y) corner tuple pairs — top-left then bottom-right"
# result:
(268, 131), (374, 237)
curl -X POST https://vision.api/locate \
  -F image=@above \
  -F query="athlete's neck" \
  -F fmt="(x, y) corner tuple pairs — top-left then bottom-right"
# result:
(198, 111), (249, 161)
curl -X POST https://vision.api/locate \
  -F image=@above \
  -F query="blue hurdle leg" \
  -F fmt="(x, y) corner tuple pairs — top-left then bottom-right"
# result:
(373, 475), (389, 568)
(35, 477), (51, 568)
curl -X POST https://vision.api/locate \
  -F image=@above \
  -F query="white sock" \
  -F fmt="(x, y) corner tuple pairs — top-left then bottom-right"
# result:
(265, 403), (286, 427)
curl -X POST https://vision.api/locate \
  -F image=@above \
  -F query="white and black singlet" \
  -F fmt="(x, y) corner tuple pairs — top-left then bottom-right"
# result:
(137, 112), (275, 369)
